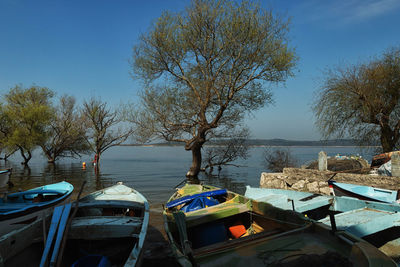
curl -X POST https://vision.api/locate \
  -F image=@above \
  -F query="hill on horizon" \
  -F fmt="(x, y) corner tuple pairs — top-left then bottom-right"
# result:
(127, 138), (368, 147)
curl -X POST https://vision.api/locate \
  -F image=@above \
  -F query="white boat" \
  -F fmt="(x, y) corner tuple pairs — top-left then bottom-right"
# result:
(0, 182), (149, 267)
(0, 181), (74, 236)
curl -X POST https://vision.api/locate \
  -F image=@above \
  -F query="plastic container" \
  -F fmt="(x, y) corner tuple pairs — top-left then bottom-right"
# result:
(229, 224), (246, 239)
(192, 222), (228, 248)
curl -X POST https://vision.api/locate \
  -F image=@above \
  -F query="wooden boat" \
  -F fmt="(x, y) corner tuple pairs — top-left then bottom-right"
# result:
(371, 152), (393, 168)
(245, 186), (400, 256)
(163, 184), (397, 267)
(0, 182), (149, 267)
(0, 181), (74, 236)
(328, 180), (399, 204)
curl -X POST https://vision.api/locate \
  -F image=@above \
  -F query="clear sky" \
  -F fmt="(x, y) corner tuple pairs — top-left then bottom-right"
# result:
(1, 0), (399, 140)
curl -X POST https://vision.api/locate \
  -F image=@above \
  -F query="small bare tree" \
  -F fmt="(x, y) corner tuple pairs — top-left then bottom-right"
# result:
(264, 147), (298, 172)
(83, 98), (133, 168)
(202, 127), (249, 174)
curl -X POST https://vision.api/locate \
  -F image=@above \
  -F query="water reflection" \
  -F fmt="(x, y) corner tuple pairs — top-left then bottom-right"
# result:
(0, 146), (372, 206)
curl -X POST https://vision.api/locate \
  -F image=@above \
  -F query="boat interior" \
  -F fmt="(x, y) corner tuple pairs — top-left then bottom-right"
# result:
(1, 190), (65, 204)
(168, 201), (308, 252)
(1, 201), (146, 267)
(167, 205), (392, 266)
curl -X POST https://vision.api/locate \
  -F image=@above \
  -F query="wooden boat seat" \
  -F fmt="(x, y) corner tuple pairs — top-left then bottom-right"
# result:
(185, 202), (251, 227)
(68, 216), (143, 240)
(78, 200), (144, 209)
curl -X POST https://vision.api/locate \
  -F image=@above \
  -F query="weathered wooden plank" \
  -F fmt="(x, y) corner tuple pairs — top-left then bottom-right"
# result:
(78, 200), (144, 209)
(49, 203), (71, 266)
(40, 205), (64, 267)
(68, 216), (143, 240)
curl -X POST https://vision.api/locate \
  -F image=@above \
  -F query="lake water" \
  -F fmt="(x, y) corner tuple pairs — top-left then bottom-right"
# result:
(0, 146), (375, 207)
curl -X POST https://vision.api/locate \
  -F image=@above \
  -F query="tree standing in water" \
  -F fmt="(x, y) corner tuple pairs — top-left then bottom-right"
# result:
(83, 97), (133, 169)
(40, 95), (90, 163)
(131, 0), (297, 177)
(2, 85), (54, 165)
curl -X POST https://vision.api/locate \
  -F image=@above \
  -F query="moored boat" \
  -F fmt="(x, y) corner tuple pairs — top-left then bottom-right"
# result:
(245, 185), (400, 259)
(0, 182), (149, 267)
(328, 180), (399, 204)
(164, 184), (397, 266)
(0, 181), (74, 236)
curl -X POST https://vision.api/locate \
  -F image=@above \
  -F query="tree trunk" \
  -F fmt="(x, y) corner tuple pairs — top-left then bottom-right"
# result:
(380, 126), (396, 152)
(186, 144), (202, 178)
(94, 151), (100, 171)
(19, 148), (32, 165)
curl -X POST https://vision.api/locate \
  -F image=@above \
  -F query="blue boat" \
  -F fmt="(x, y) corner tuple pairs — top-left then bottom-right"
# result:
(0, 181), (74, 236)
(245, 186), (400, 259)
(328, 180), (399, 204)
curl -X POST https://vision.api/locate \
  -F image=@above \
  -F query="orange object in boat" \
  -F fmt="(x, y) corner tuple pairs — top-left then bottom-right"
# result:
(229, 224), (246, 239)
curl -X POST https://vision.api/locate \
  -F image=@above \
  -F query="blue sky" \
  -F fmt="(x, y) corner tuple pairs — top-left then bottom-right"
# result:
(0, 0), (399, 140)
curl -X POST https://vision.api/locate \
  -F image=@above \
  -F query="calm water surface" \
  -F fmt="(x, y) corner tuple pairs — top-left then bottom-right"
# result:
(0, 146), (374, 206)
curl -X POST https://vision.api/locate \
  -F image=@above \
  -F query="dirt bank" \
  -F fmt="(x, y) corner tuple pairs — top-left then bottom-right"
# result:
(141, 205), (179, 266)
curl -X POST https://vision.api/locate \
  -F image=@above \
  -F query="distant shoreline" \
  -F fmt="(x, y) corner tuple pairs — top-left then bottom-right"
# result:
(120, 138), (380, 148)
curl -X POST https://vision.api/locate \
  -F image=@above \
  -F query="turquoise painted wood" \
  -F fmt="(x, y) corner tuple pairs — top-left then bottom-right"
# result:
(319, 206), (400, 237)
(0, 181), (74, 215)
(40, 205), (64, 267)
(245, 186), (400, 238)
(329, 180), (398, 203)
(49, 203), (72, 266)
(244, 186), (333, 212)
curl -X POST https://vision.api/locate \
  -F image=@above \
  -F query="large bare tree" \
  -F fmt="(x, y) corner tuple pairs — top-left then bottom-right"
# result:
(131, 0), (296, 177)
(313, 47), (400, 152)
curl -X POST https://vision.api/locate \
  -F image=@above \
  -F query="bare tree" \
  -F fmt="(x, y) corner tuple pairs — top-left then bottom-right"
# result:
(264, 147), (298, 172)
(40, 95), (90, 163)
(313, 47), (400, 152)
(202, 127), (249, 174)
(131, 0), (296, 177)
(83, 98), (133, 168)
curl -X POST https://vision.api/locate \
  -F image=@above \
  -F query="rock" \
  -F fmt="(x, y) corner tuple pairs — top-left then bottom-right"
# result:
(292, 180), (306, 190)
(307, 181), (319, 193)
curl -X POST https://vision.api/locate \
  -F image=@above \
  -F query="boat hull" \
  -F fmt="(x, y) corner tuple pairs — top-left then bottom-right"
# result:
(0, 181), (73, 236)
(329, 180), (399, 203)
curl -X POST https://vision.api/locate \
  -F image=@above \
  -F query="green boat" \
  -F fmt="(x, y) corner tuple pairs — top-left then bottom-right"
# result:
(163, 184), (397, 267)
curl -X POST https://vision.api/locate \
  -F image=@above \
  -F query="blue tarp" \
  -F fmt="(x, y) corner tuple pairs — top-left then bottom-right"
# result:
(166, 189), (227, 209)
(181, 196), (219, 212)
